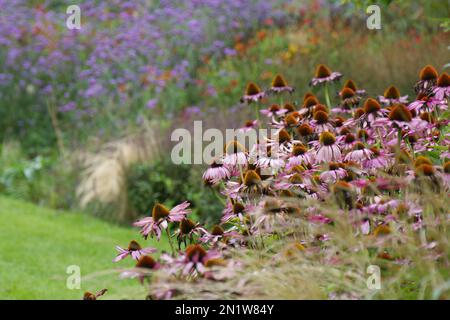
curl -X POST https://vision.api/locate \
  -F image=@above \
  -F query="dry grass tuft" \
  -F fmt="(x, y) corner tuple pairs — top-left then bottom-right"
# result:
(76, 125), (161, 222)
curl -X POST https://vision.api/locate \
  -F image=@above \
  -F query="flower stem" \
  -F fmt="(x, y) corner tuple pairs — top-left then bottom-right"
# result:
(324, 83), (332, 109)
(166, 228), (176, 256)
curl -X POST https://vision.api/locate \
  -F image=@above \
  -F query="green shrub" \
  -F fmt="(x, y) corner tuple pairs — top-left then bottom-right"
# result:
(0, 141), (78, 209)
(126, 159), (223, 224)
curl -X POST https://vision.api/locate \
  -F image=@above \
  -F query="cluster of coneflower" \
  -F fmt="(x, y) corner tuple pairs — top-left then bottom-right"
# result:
(109, 63), (449, 300)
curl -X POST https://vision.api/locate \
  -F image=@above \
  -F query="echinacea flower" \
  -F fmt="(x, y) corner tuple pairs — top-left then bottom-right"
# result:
(315, 132), (342, 163)
(299, 95), (320, 117)
(311, 109), (334, 133)
(120, 255), (161, 284)
(408, 92), (446, 114)
(240, 82), (265, 104)
(287, 144), (314, 167)
(113, 240), (157, 262)
(433, 72), (450, 100)
(239, 120), (258, 132)
(362, 146), (391, 171)
(223, 140), (247, 166)
(414, 65), (438, 94)
(199, 225), (241, 245)
(174, 218), (207, 248)
(358, 98), (387, 128)
(333, 88), (361, 113)
(319, 162), (347, 183)
(344, 142), (373, 163)
(378, 86), (408, 106)
(221, 201), (250, 223)
(83, 289), (107, 300)
(260, 104), (287, 118)
(340, 79), (366, 97)
(163, 244), (222, 276)
(268, 74), (294, 94)
(134, 202), (191, 240)
(387, 104), (413, 128)
(310, 64), (343, 87)
(202, 159), (231, 185)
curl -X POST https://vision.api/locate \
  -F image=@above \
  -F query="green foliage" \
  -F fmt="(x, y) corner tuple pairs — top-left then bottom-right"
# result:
(0, 141), (78, 209)
(126, 160), (223, 224)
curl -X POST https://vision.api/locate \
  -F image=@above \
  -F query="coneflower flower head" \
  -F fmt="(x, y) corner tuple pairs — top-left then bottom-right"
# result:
(283, 103), (296, 113)
(313, 110), (329, 124)
(437, 72), (450, 87)
(136, 255), (158, 269)
(180, 218), (196, 234)
(434, 72), (450, 100)
(384, 86), (400, 99)
(315, 64), (332, 78)
(415, 65), (439, 94)
(225, 140), (246, 154)
(278, 128), (292, 143)
(243, 170), (261, 186)
(388, 104), (412, 122)
(313, 104), (328, 114)
(152, 203), (170, 221)
(240, 82), (265, 103)
(292, 144), (308, 156)
(419, 65), (438, 81)
(414, 156), (432, 167)
(342, 79), (366, 97)
(444, 161), (450, 174)
(363, 98), (381, 114)
(211, 225), (224, 236)
(320, 131), (336, 146)
(297, 123), (314, 136)
(379, 85), (408, 106)
(310, 64), (343, 86)
(269, 74), (294, 94)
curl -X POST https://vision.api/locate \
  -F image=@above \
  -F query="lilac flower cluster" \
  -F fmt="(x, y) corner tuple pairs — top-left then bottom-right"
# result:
(0, 0), (289, 118)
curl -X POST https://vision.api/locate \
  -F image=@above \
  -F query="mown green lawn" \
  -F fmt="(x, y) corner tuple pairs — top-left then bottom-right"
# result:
(0, 196), (166, 300)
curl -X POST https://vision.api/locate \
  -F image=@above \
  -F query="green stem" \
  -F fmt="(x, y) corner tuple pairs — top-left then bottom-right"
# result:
(324, 83), (331, 109)
(166, 228), (176, 256)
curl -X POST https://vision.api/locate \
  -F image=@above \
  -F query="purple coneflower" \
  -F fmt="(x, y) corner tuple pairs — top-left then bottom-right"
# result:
(333, 88), (361, 113)
(433, 72), (450, 100)
(359, 98), (387, 128)
(315, 132), (342, 163)
(287, 144), (314, 167)
(310, 64), (343, 87)
(83, 289), (107, 300)
(174, 218), (207, 248)
(202, 159), (231, 185)
(238, 120), (258, 132)
(340, 79), (366, 97)
(378, 86), (408, 106)
(344, 142), (373, 163)
(299, 95), (320, 118)
(408, 92), (446, 114)
(260, 104), (287, 118)
(120, 255), (161, 284)
(362, 146), (390, 171)
(414, 65), (438, 94)
(113, 240), (157, 262)
(311, 109), (334, 133)
(134, 202), (191, 240)
(240, 82), (265, 104)
(170, 244), (222, 276)
(223, 140), (247, 166)
(319, 162), (347, 183)
(268, 74), (294, 94)
(199, 225), (241, 245)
